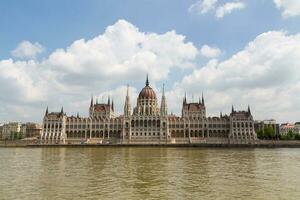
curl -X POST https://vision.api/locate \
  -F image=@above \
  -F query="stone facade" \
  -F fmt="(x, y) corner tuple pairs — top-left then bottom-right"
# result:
(254, 119), (280, 137)
(0, 124), (3, 139)
(1, 122), (21, 140)
(280, 123), (300, 135)
(21, 123), (42, 138)
(41, 76), (257, 144)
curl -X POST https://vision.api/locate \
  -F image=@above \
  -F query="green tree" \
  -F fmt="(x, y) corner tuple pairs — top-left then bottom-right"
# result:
(257, 129), (264, 139)
(287, 130), (295, 140)
(264, 125), (275, 139)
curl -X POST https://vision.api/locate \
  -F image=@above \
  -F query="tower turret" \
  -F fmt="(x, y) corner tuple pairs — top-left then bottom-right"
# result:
(90, 95), (93, 107)
(124, 85), (131, 117)
(146, 73), (149, 86)
(45, 106), (48, 116)
(160, 84), (168, 116)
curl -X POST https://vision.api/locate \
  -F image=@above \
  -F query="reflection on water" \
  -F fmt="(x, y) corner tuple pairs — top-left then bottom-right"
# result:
(1, 147), (300, 200)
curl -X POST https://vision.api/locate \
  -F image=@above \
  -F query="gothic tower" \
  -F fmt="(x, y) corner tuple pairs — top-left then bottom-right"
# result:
(160, 84), (168, 116)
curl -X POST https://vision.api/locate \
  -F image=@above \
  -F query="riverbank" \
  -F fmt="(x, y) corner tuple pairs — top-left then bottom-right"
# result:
(2, 140), (300, 148)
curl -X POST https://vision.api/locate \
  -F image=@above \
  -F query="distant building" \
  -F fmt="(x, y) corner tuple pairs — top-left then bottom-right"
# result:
(294, 122), (300, 134)
(1, 122), (21, 140)
(279, 123), (298, 135)
(41, 76), (257, 144)
(254, 119), (280, 137)
(0, 124), (3, 139)
(21, 123), (42, 138)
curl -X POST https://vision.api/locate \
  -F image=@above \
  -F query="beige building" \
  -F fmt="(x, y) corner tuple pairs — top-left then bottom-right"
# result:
(21, 123), (42, 138)
(41, 76), (257, 144)
(280, 122), (300, 135)
(1, 122), (21, 140)
(295, 122), (300, 134)
(255, 119), (280, 137)
(0, 124), (3, 139)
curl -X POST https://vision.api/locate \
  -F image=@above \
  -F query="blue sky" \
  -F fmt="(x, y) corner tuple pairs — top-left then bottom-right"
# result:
(1, 0), (299, 59)
(0, 0), (300, 122)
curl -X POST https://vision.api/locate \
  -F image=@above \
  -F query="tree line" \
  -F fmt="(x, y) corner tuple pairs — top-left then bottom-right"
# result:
(257, 125), (300, 140)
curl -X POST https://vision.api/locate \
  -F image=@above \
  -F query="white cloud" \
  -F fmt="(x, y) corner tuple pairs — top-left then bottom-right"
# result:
(189, 0), (246, 18)
(11, 41), (44, 59)
(0, 20), (198, 121)
(45, 19), (198, 86)
(273, 0), (300, 18)
(172, 31), (300, 122)
(189, 0), (218, 14)
(200, 45), (221, 58)
(216, 1), (246, 18)
(2, 20), (300, 123)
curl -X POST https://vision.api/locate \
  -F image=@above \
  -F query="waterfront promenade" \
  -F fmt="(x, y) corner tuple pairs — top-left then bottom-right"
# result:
(2, 139), (300, 148)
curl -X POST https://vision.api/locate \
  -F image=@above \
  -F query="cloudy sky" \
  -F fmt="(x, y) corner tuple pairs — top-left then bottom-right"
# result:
(0, 0), (300, 123)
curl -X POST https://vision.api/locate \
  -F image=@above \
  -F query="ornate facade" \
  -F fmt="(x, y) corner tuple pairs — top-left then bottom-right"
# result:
(41, 76), (257, 144)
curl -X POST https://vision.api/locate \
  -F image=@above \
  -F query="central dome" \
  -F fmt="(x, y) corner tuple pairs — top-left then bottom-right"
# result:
(138, 75), (157, 99)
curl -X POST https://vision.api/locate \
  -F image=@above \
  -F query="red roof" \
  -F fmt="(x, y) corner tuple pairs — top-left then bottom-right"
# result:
(138, 86), (157, 99)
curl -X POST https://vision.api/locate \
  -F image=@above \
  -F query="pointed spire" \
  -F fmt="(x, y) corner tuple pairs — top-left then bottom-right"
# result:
(146, 73), (149, 86)
(202, 92), (205, 105)
(108, 96), (110, 105)
(112, 98), (114, 111)
(90, 95), (93, 107)
(220, 112), (222, 118)
(124, 84), (131, 117)
(45, 106), (48, 115)
(160, 84), (168, 116)
(126, 84), (129, 96)
(199, 97), (201, 104)
(61, 106), (64, 114)
(183, 92), (187, 105)
(248, 105), (251, 114)
(232, 105), (234, 113)
(77, 112), (79, 118)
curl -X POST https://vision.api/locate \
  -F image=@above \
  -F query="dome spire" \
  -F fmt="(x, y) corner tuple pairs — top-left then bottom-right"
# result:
(45, 106), (48, 115)
(146, 74), (149, 86)
(124, 84), (131, 117)
(160, 83), (168, 116)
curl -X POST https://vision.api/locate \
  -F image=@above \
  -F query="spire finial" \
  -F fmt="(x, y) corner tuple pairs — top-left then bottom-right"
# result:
(61, 106), (64, 114)
(45, 106), (48, 115)
(146, 74), (149, 86)
(202, 92), (205, 105)
(108, 96), (111, 105)
(183, 92), (187, 105)
(232, 105), (234, 113)
(90, 95), (93, 107)
(126, 84), (130, 98)
(248, 105), (251, 114)
(112, 98), (114, 111)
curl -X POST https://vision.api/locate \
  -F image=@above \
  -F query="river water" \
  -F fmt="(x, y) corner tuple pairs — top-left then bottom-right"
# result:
(0, 147), (300, 200)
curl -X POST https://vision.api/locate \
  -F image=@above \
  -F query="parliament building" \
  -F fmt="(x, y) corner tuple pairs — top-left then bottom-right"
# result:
(41, 76), (257, 144)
